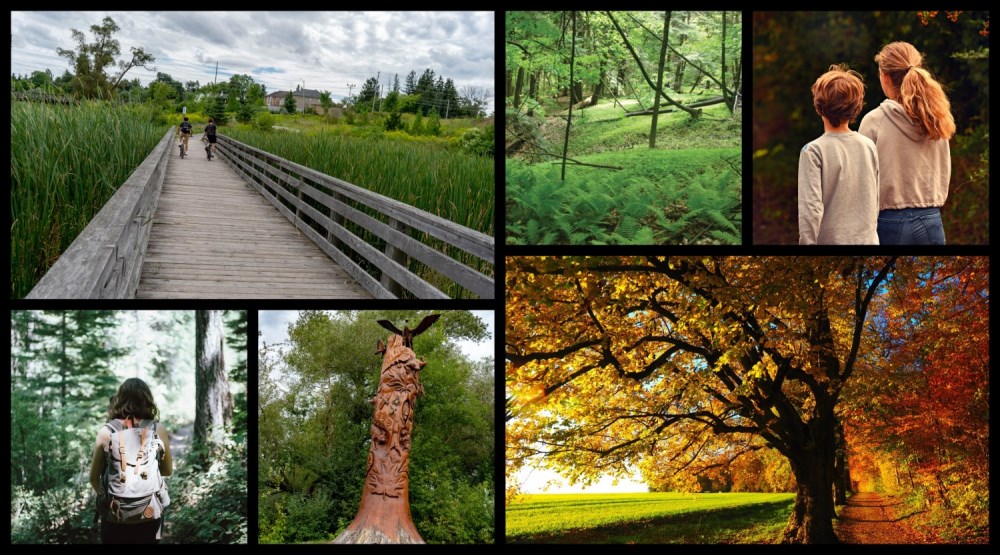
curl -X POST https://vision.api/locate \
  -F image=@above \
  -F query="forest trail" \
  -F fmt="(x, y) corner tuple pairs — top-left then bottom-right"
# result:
(836, 492), (926, 543)
(169, 422), (195, 462)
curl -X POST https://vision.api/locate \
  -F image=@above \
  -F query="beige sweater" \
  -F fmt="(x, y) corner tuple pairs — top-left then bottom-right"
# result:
(798, 131), (880, 245)
(859, 99), (951, 210)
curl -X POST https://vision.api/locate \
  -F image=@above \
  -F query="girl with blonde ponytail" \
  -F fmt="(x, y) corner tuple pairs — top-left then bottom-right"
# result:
(860, 41), (955, 245)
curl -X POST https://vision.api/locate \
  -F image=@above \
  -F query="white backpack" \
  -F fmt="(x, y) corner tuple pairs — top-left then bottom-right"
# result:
(99, 419), (170, 524)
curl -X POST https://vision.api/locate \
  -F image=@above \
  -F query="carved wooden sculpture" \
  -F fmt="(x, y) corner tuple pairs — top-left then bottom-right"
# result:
(333, 315), (439, 544)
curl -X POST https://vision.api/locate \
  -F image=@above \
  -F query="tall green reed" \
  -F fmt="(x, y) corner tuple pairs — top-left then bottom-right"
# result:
(224, 127), (495, 236)
(10, 100), (168, 298)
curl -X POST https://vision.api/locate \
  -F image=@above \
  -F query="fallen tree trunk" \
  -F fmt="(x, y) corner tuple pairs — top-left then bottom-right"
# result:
(624, 96), (724, 117)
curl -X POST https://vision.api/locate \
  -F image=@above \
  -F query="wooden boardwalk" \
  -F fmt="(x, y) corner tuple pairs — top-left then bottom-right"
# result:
(136, 135), (372, 298)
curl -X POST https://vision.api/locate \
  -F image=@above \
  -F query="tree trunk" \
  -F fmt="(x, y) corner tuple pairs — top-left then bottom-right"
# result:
(333, 331), (430, 544)
(784, 457), (838, 544)
(834, 418), (849, 506)
(505, 70), (512, 99)
(649, 11), (671, 148)
(615, 65), (626, 96)
(625, 96), (724, 117)
(606, 11), (699, 118)
(721, 11), (729, 110)
(60, 311), (67, 406)
(572, 80), (583, 105)
(527, 71), (539, 116)
(561, 11), (577, 182)
(591, 73), (604, 107)
(194, 310), (232, 452)
(513, 67), (525, 109)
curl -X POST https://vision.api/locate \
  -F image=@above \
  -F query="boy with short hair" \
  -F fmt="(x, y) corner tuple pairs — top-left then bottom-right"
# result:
(798, 64), (879, 245)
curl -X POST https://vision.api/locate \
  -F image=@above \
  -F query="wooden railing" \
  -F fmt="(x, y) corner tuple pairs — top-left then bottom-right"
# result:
(216, 134), (495, 299)
(26, 128), (175, 299)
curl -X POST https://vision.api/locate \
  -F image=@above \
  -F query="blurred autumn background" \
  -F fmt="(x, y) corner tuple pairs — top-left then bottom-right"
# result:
(752, 11), (989, 245)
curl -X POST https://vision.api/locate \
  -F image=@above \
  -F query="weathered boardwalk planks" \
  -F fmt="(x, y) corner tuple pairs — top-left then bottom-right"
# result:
(137, 135), (372, 299)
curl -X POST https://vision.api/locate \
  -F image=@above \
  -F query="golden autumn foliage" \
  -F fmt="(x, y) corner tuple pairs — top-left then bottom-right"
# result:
(506, 256), (988, 543)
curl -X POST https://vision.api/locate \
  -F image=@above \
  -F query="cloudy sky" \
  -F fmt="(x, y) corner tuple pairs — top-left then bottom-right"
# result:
(258, 310), (494, 362)
(11, 11), (494, 109)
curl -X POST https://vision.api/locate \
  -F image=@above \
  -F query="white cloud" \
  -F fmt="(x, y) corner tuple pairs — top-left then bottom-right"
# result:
(11, 11), (495, 111)
(257, 310), (494, 362)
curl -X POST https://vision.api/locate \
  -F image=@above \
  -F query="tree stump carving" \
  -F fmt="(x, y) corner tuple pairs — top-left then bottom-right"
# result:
(333, 315), (439, 544)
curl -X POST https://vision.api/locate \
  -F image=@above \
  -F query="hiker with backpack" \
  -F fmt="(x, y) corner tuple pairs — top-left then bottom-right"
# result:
(204, 118), (218, 160)
(89, 378), (172, 544)
(177, 117), (193, 156)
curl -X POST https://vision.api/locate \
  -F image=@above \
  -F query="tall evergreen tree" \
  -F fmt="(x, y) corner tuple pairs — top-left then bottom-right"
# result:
(392, 73), (400, 93)
(404, 70), (418, 95)
(282, 91), (297, 114)
(442, 78), (460, 118)
(355, 76), (381, 111)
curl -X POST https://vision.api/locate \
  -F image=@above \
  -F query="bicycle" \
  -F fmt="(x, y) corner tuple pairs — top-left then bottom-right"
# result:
(178, 132), (190, 159)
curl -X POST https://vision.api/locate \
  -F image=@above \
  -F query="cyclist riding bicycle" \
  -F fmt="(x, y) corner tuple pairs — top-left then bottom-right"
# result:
(177, 117), (193, 156)
(204, 118), (217, 161)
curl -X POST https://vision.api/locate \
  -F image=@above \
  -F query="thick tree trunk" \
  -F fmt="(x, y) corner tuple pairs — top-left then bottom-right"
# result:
(194, 310), (232, 451)
(834, 418), (849, 506)
(785, 449), (838, 543)
(783, 391), (839, 544)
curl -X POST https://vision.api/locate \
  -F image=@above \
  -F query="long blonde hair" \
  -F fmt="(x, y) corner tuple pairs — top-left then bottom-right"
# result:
(875, 41), (956, 140)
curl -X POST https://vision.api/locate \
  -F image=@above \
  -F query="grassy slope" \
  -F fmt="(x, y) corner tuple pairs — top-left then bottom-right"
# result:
(508, 96), (742, 245)
(507, 492), (794, 543)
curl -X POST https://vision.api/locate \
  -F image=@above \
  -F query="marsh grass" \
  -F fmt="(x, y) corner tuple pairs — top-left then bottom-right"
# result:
(10, 99), (168, 298)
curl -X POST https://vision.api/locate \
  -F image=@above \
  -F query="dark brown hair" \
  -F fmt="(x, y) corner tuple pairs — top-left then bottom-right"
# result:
(875, 41), (955, 140)
(108, 378), (159, 421)
(811, 64), (866, 128)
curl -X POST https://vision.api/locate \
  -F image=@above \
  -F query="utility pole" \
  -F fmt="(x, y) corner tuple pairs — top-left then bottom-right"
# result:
(214, 61), (218, 85)
(445, 97), (449, 119)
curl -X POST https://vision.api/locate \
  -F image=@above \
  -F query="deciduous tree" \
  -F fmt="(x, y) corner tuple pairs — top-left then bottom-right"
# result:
(506, 256), (896, 543)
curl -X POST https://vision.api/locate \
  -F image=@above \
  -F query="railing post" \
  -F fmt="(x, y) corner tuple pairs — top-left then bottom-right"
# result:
(379, 218), (408, 297)
(328, 192), (346, 251)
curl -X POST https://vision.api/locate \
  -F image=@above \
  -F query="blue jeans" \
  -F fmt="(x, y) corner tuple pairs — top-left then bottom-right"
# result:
(877, 208), (946, 245)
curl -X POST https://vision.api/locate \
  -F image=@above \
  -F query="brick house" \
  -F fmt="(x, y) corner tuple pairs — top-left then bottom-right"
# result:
(265, 86), (324, 113)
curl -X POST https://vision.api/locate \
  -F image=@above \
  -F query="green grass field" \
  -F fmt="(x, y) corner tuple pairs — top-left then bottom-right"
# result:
(506, 492), (795, 544)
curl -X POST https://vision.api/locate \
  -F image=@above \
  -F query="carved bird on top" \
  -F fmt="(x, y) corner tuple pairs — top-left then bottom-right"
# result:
(377, 314), (441, 349)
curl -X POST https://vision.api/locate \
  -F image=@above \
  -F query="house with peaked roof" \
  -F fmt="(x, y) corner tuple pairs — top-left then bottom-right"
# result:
(265, 86), (324, 113)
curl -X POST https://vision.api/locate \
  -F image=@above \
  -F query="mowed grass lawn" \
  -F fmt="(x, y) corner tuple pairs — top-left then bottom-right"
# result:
(507, 492), (795, 544)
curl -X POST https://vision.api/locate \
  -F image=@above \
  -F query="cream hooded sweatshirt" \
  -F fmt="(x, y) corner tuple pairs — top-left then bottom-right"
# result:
(859, 99), (951, 210)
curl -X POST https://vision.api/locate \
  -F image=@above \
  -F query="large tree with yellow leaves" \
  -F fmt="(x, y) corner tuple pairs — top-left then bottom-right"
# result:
(505, 256), (897, 543)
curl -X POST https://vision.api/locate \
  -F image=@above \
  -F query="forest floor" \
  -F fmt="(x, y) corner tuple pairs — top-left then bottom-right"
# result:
(506, 95), (742, 245)
(835, 492), (928, 543)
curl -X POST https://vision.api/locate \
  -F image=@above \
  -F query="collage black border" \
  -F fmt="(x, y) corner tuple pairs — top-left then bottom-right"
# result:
(8, 7), (992, 550)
